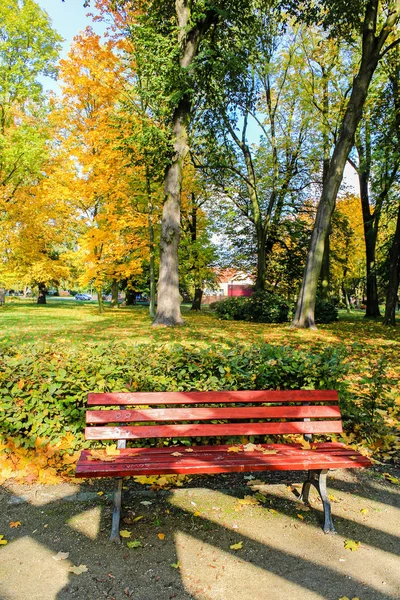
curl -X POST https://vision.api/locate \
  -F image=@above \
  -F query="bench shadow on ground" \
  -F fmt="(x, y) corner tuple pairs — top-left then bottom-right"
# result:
(0, 469), (399, 600)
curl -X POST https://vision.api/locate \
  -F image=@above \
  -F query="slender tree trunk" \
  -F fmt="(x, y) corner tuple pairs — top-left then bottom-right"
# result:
(154, 3), (216, 325)
(111, 280), (118, 308)
(191, 288), (203, 310)
(320, 67), (331, 300)
(37, 283), (47, 304)
(97, 288), (104, 314)
(291, 0), (399, 328)
(384, 203), (400, 325)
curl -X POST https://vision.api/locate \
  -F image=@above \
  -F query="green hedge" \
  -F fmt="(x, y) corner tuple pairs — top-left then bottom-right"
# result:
(212, 291), (290, 323)
(0, 342), (350, 451)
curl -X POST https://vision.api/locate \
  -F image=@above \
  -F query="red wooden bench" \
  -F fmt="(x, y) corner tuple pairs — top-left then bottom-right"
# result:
(75, 390), (371, 541)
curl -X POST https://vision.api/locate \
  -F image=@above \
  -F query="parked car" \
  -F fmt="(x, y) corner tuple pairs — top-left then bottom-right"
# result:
(75, 293), (92, 301)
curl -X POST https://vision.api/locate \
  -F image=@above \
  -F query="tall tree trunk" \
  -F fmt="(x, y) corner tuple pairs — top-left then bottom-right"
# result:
(97, 287), (104, 314)
(319, 66), (331, 300)
(111, 280), (119, 308)
(37, 283), (46, 304)
(154, 2), (216, 326)
(191, 288), (203, 310)
(291, 0), (399, 328)
(384, 203), (400, 325)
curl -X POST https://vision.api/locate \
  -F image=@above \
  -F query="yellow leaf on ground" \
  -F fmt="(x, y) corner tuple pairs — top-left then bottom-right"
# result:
(157, 533), (165, 540)
(344, 539), (360, 551)
(0, 535), (8, 545)
(52, 551), (69, 561)
(230, 541), (243, 550)
(383, 472), (400, 485)
(227, 446), (242, 453)
(238, 496), (259, 506)
(193, 511), (201, 517)
(171, 561), (180, 569)
(360, 508), (369, 515)
(127, 540), (142, 549)
(133, 516), (144, 522)
(269, 508), (278, 515)
(120, 530), (131, 538)
(9, 521), (21, 528)
(297, 514), (305, 520)
(69, 565), (88, 575)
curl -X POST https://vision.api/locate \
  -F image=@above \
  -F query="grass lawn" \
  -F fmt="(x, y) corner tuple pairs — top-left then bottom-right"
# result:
(1, 297), (399, 388)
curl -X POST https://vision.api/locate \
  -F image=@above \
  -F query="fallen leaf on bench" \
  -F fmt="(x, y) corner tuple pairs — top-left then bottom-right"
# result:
(127, 540), (142, 549)
(243, 443), (258, 452)
(344, 539), (360, 551)
(52, 551), (69, 561)
(69, 564), (88, 575)
(262, 449), (279, 455)
(227, 446), (242, 453)
(171, 452), (182, 457)
(106, 445), (121, 456)
(0, 535), (8, 545)
(157, 533), (165, 540)
(230, 541), (243, 551)
(171, 561), (180, 569)
(185, 448), (194, 453)
(88, 450), (118, 462)
(120, 530), (131, 538)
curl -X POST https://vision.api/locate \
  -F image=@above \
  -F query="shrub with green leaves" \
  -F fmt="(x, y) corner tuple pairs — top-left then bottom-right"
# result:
(314, 298), (339, 324)
(0, 342), (350, 451)
(212, 291), (291, 323)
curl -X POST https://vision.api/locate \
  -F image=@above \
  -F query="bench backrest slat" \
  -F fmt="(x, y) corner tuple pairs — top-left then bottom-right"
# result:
(87, 390), (339, 406)
(86, 405), (341, 424)
(85, 420), (343, 440)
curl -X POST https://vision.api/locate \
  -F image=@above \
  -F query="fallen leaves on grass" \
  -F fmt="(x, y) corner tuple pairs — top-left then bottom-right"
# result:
(127, 540), (142, 549)
(157, 533), (165, 540)
(382, 472), (400, 485)
(170, 561), (180, 569)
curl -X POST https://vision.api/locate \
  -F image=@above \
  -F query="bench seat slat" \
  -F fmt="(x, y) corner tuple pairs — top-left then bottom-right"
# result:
(88, 390), (339, 406)
(85, 420), (343, 440)
(76, 443), (371, 478)
(86, 405), (342, 424)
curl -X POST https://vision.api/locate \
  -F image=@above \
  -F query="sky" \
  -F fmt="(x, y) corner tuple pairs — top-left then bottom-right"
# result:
(36, 0), (104, 91)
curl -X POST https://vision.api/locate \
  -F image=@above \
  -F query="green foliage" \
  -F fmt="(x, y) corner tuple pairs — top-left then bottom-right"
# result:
(212, 292), (291, 323)
(314, 298), (339, 324)
(0, 341), (348, 451)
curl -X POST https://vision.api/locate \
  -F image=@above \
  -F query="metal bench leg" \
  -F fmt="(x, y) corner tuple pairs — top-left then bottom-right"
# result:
(110, 478), (123, 543)
(300, 469), (336, 534)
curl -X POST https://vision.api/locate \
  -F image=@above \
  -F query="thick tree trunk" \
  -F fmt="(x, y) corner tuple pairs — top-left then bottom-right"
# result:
(37, 283), (47, 304)
(111, 280), (119, 308)
(384, 203), (400, 325)
(191, 288), (203, 310)
(154, 3), (215, 326)
(126, 288), (136, 305)
(291, 0), (398, 328)
(153, 99), (188, 326)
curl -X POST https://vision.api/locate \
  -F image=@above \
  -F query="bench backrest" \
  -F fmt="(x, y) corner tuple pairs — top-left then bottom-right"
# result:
(85, 390), (343, 441)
